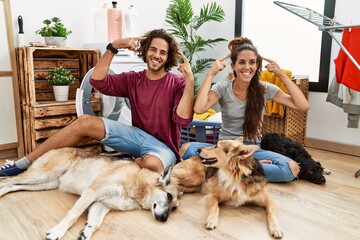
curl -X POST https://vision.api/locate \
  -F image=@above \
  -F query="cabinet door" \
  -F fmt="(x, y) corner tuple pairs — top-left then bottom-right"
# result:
(0, 0), (24, 158)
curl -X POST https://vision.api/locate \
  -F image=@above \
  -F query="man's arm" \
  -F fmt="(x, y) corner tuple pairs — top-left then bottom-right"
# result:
(91, 38), (143, 81)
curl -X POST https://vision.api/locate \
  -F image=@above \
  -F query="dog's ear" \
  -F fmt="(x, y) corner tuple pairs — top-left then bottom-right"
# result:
(239, 145), (259, 159)
(160, 165), (173, 186)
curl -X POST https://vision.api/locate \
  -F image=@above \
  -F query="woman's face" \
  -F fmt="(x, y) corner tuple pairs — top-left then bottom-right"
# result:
(231, 49), (259, 82)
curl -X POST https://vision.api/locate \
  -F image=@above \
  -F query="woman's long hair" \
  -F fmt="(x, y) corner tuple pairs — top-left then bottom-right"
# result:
(136, 29), (179, 72)
(228, 37), (265, 141)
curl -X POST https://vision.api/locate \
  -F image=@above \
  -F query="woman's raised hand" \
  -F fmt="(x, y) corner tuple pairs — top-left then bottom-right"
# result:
(209, 54), (230, 76)
(262, 57), (284, 76)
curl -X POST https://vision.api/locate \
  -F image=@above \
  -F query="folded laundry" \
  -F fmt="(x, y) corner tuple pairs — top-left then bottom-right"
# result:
(193, 108), (216, 120)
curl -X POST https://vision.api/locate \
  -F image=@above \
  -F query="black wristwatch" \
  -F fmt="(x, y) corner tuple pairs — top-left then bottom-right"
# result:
(106, 43), (118, 54)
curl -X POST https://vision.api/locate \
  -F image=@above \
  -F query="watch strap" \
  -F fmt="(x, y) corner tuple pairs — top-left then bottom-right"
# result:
(106, 43), (119, 54)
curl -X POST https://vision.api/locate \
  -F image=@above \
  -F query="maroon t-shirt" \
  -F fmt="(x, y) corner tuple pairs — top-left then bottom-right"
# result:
(90, 69), (192, 160)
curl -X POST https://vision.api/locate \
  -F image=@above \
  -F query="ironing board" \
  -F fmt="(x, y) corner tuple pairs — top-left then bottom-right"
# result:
(274, 1), (360, 70)
(274, 1), (360, 177)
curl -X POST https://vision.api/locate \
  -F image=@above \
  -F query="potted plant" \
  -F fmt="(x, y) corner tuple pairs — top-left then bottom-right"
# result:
(165, 0), (227, 96)
(47, 67), (75, 101)
(35, 17), (72, 47)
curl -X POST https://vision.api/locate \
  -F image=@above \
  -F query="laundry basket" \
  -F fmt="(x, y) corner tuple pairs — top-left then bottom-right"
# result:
(180, 120), (221, 144)
(262, 78), (309, 145)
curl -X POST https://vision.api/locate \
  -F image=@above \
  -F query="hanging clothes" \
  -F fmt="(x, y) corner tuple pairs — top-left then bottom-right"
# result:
(326, 76), (360, 128)
(334, 28), (360, 92)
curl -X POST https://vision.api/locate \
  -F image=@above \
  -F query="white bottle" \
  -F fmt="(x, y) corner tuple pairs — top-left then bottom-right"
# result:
(123, 4), (140, 38)
(94, 3), (108, 43)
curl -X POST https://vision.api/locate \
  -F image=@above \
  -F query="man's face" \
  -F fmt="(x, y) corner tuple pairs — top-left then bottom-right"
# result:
(146, 38), (169, 72)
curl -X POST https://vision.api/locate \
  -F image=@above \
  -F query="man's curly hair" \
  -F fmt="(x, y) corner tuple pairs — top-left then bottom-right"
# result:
(135, 29), (179, 72)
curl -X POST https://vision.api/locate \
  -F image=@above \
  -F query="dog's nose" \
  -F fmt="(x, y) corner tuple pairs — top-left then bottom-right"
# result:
(320, 176), (326, 184)
(312, 175), (326, 185)
(156, 212), (169, 222)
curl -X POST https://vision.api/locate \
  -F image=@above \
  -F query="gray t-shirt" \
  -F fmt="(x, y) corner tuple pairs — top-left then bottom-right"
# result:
(211, 80), (280, 141)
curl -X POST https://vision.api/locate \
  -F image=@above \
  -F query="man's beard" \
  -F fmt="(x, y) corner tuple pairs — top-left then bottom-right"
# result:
(147, 57), (165, 72)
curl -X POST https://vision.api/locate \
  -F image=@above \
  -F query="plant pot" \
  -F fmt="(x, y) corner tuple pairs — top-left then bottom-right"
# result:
(45, 37), (67, 47)
(53, 85), (69, 101)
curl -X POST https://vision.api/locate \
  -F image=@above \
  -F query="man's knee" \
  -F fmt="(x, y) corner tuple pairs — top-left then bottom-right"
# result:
(76, 114), (97, 127)
(76, 115), (105, 139)
(179, 143), (190, 159)
(288, 159), (300, 177)
(137, 155), (164, 173)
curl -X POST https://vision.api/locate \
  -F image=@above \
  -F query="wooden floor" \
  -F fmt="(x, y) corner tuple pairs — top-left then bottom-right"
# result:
(0, 147), (359, 240)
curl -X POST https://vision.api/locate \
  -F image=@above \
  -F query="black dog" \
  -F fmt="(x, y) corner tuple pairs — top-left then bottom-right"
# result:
(260, 133), (326, 185)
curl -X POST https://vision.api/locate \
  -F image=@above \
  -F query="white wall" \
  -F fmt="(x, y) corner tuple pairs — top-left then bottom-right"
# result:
(0, 1), (18, 144)
(7, 0), (360, 147)
(10, 0), (234, 55)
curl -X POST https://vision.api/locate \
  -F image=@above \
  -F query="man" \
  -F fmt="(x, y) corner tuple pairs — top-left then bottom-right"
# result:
(0, 29), (194, 176)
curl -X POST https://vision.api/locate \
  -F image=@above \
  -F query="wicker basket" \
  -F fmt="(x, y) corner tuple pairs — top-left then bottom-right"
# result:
(262, 78), (309, 145)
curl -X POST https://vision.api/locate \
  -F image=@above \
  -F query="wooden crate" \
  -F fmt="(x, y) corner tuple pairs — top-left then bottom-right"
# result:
(16, 47), (102, 154)
(262, 78), (309, 145)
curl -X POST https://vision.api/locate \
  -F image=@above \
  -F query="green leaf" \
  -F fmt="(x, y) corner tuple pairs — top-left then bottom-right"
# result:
(165, 0), (227, 97)
(47, 67), (75, 86)
(35, 17), (72, 38)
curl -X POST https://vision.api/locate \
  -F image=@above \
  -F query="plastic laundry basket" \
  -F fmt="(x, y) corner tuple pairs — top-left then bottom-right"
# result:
(180, 120), (221, 144)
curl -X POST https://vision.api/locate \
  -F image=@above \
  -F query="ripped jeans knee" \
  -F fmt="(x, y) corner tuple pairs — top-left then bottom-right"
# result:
(288, 159), (300, 177)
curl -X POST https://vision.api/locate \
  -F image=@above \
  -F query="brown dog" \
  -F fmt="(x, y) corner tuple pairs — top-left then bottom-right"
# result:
(172, 137), (283, 239)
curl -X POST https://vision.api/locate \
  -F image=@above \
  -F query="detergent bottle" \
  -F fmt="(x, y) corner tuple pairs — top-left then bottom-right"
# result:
(94, 3), (108, 43)
(123, 4), (140, 38)
(107, 1), (122, 42)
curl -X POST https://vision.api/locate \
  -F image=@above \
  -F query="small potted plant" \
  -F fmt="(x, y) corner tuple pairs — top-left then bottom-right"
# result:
(47, 67), (75, 101)
(35, 17), (72, 47)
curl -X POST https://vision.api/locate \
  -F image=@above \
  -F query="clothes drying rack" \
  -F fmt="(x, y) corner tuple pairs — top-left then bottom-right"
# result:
(274, 1), (360, 178)
(274, 1), (360, 71)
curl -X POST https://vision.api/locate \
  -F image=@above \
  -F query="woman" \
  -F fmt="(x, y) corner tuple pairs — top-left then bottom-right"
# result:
(181, 37), (310, 182)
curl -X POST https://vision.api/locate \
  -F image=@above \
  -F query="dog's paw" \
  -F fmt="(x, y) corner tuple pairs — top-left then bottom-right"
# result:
(45, 228), (66, 240)
(323, 168), (332, 175)
(205, 222), (217, 230)
(205, 217), (218, 230)
(270, 228), (283, 239)
(78, 229), (87, 240)
(78, 226), (93, 240)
